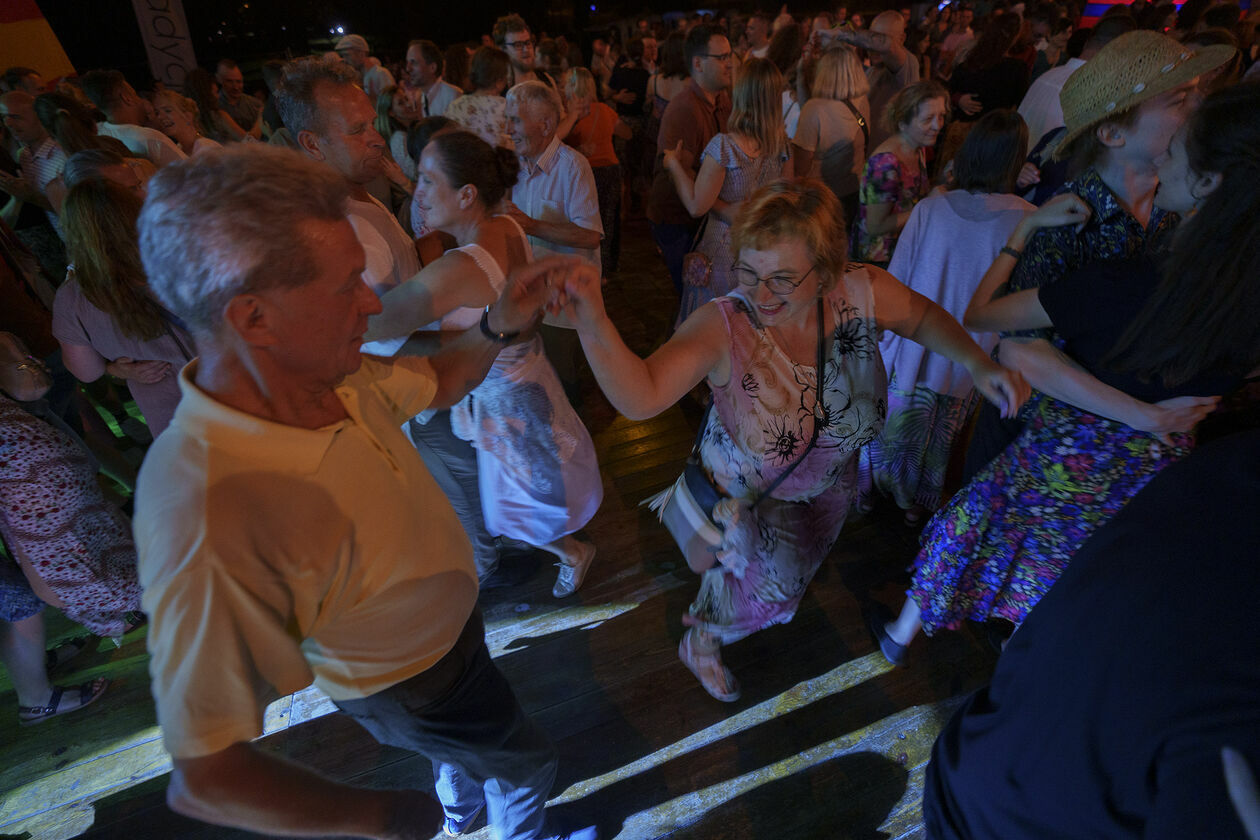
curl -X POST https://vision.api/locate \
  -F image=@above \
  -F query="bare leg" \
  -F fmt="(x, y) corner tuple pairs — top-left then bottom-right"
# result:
(1, 613), (53, 707)
(540, 534), (596, 597)
(886, 598), (923, 648)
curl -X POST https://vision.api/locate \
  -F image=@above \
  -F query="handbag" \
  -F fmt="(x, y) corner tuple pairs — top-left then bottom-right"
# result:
(680, 216), (712, 289)
(646, 297), (827, 573)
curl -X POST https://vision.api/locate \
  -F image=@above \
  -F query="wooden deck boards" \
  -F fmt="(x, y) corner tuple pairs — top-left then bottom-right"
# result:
(0, 217), (997, 840)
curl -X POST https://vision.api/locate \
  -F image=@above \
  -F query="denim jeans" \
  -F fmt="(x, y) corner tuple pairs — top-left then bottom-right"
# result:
(408, 410), (499, 581)
(651, 220), (698, 297)
(334, 610), (558, 840)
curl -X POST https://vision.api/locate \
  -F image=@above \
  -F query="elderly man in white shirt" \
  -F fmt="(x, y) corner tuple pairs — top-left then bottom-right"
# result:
(501, 80), (603, 394)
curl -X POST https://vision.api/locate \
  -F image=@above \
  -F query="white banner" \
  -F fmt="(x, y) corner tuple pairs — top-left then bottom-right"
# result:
(130, 0), (197, 91)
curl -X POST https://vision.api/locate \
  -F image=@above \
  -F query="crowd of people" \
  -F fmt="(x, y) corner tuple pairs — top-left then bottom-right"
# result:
(2, 2), (1259, 838)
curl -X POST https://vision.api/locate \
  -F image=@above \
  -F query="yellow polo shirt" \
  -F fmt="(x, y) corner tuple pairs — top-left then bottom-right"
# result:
(135, 356), (478, 759)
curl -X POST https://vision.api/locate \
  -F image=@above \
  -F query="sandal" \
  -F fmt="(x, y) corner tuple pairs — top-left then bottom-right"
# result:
(45, 635), (92, 675)
(18, 677), (110, 726)
(679, 628), (741, 702)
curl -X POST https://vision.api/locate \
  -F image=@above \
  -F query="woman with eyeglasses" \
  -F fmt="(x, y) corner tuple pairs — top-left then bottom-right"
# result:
(553, 179), (1028, 701)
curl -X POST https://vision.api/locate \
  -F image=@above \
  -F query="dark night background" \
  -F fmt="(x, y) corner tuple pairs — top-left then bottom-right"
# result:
(36, 0), (727, 87)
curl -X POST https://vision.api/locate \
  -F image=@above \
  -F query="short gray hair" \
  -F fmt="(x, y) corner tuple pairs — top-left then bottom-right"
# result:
(275, 56), (360, 137)
(506, 80), (563, 123)
(138, 144), (349, 334)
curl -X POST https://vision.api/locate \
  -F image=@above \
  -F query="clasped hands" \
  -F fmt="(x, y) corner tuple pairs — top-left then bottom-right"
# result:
(485, 255), (606, 340)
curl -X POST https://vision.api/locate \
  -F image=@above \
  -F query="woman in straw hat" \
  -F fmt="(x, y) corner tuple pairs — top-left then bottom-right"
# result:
(961, 29), (1236, 480)
(869, 81), (1260, 667)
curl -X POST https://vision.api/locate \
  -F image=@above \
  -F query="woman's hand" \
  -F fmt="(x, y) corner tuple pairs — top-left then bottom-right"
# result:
(1131, 394), (1220, 444)
(957, 93), (983, 116)
(662, 140), (684, 174)
(1015, 162), (1041, 190)
(969, 358), (1032, 419)
(549, 259), (607, 331)
(107, 357), (172, 384)
(379, 157), (411, 191)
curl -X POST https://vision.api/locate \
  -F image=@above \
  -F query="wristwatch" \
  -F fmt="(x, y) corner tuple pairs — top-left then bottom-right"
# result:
(479, 306), (520, 344)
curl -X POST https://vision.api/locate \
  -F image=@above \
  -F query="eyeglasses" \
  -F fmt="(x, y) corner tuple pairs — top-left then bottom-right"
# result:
(731, 263), (817, 295)
(700, 52), (733, 63)
(505, 38), (535, 49)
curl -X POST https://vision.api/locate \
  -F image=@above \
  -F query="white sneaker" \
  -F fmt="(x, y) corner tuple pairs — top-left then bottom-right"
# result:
(552, 541), (595, 597)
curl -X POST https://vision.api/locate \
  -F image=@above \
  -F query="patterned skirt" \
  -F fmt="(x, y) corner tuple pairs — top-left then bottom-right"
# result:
(910, 393), (1190, 633)
(858, 377), (978, 512)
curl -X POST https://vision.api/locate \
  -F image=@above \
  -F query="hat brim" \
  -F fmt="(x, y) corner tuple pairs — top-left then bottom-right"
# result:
(1052, 44), (1236, 161)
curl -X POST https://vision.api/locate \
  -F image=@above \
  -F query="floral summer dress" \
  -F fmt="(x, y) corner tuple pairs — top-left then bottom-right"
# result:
(909, 257), (1239, 634)
(0, 395), (141, 637)
(852, 150), (928, 265)
(675, 134), (789, 326)
(684, 268), (887, 643)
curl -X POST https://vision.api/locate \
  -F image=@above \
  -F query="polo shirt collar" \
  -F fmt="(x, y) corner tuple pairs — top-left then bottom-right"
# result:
(687, 78), (718, 114)
(172, 361), (347, 474)
(29, 136), (57, 160)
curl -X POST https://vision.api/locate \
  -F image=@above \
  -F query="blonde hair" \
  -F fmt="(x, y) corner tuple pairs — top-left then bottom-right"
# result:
(731, 179), (847, 293)
(563, 67), (596, 102)
(153, 87), (199, 120)
(811, 45), (869, 102)
(727, 57), (788, 162)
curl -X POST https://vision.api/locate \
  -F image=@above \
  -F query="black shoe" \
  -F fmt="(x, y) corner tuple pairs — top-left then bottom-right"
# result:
(867, 604), (909, 667)
(479, 551), (542, 590)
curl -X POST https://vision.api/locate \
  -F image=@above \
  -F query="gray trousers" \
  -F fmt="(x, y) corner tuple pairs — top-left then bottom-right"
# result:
(408, 410), (498, 580)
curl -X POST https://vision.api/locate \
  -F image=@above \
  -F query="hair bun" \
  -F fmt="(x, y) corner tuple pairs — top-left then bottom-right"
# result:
(494, 144), (522, 190)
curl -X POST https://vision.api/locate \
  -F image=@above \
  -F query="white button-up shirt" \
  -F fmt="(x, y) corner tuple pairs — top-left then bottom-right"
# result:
(511, 133), (603, 275)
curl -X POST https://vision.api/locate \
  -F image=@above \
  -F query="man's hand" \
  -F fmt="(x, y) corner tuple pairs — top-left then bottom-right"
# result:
(107, 357), (173, 384)
(379, 157), (411, 191)
(0, 171), (41, 204)
(498, 200), (536, 236)
(611, 89), (636, 105)
(957, 94), (983, 116)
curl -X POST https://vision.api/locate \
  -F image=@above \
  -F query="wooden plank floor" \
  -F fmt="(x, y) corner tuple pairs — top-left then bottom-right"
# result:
(0, 217), (998, 840)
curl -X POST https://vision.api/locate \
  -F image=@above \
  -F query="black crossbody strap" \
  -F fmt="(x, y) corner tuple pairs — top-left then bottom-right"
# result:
(840, 99), (869, 148)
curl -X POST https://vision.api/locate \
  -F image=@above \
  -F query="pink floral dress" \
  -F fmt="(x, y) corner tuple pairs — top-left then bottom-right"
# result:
(685, 269), (887, 642)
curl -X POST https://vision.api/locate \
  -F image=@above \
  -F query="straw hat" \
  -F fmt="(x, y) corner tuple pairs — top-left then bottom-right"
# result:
(1053, 31), (1235, 159)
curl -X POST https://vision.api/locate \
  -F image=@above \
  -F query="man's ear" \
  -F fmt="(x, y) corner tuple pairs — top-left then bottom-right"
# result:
(296, 130), (324, 160)
(1095, 120), (1127, 149)
(223, 294), (279, 348)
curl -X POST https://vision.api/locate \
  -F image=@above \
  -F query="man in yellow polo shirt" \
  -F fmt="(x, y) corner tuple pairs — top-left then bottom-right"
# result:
(133, 144), (595, 840)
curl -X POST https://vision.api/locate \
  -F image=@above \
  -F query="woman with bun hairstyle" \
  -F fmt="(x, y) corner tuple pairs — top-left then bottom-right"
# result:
(365, 130), (602, 600)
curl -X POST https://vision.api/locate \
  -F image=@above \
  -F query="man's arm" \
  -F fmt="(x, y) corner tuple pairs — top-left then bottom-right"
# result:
(502, 205), (602, 250)
(821, 27), (908, 70)
(406, 256), (572, 408)
(170, 743), (441, 840)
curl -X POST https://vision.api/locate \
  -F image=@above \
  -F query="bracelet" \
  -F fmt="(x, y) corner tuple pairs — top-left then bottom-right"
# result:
(1000, 245), (1022, 259)
(479, 306), (520, 344)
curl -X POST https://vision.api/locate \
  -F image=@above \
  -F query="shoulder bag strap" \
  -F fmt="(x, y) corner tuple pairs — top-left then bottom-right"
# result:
(840, 99), (869, 149)
(751, 296), (826, 507)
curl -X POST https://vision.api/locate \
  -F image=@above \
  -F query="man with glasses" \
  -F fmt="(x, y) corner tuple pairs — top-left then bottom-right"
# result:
(492, 14), (557, 91)
(646, 24), (732, 299)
